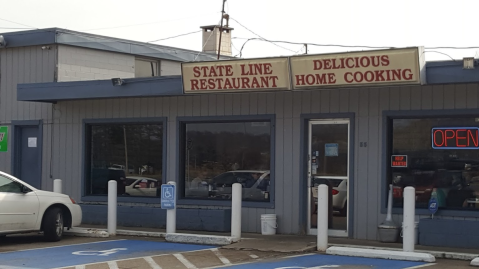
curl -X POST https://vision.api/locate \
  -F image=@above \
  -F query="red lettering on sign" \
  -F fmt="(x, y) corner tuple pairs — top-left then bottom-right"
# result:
(432, 128), (479, 148)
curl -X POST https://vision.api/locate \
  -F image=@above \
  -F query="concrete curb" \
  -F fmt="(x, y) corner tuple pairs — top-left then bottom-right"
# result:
(329, 243), (479, 261)
(165, 233), (238, 246)
(326, 246), (436, 263)
(116, 229), (166, 238)
(64, 227), (110, 238)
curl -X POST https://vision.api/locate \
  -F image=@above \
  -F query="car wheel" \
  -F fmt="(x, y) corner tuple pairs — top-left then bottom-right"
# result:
(43, 207), (64, 242)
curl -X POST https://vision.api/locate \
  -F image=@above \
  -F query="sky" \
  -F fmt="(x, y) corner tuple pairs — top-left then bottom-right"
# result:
(2, 0), (478, 61)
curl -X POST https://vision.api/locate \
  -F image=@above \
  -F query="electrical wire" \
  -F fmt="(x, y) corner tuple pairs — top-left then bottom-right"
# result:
(230, 17), (296, 53)
(0, 27), (35, 29)
(148, 30), (202, 43)
(81, 12), (220, 32)
(0, 18), (37, 29)
(423, 51), (456, 61)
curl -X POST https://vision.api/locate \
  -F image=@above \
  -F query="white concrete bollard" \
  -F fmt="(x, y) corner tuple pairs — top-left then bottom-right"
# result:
(403, 186), (415, 252)
(317, 184), (329, 251)
(108, 180), (117, 236)
(53, 179), (62, 193)
(166, 181), (177, 234)
(231, 183), (242, 239)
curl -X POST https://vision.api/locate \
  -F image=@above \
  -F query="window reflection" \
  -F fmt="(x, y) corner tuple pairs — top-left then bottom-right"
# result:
(183, 121), (271, 202)
(87, 124), (163, 197)
(390, 117), (479, 210)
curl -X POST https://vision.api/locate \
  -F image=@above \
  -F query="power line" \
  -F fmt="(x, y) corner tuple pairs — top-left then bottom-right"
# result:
(148, 30), (202, 43)
(423, 51), (456, 61)
(81, 12), (220, 32)
(230, 17), (296, 53)
(0, 18), (37, 29)
(233, 37), (479, 54)
(0, 27), (35, 29)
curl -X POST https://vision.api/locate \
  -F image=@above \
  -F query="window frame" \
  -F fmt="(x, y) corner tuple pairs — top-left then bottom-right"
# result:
(176, 115), (276, 209)
(82, 118), (167, 203)
(135, 57), (160, 77)
(382, 109), (479, 217)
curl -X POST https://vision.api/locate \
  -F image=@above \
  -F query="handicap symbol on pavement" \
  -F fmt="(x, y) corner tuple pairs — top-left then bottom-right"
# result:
(72, 248), (127, 256)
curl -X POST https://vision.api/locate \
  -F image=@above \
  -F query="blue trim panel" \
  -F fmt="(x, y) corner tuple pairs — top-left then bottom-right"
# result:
(426, 61), (479, 84)
(299, 113), (355, 237)
(81, 117), (167, 202)
(1, 29), (56, 48)
(381, 109), (479, 218)
(10, 120), (43, 186)
(18, 76), (183, 103)
(176, 115), (276, 209)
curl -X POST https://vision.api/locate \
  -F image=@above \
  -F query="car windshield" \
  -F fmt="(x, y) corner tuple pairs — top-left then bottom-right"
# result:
(125, 178), (138, 185)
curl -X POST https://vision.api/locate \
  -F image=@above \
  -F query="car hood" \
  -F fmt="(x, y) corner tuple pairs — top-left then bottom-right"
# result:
(33, 190), (70, 198)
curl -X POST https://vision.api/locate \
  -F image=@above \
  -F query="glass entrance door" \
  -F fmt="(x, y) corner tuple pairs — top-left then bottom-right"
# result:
(308, 119), (350, 237)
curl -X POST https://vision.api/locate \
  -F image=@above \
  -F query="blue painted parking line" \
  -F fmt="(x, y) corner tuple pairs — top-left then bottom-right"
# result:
(0, 239), (216, 269)
(223, 253), (428, 269)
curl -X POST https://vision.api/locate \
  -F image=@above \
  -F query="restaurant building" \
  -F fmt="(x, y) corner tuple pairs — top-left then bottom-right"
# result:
(3, 28), (479, 248)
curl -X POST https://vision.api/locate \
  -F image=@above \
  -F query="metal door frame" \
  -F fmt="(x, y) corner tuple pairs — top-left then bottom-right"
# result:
(307, 118), (350, 237)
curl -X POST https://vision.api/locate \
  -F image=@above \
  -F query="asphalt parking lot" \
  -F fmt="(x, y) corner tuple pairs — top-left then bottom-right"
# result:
(0, 233), (474, 269)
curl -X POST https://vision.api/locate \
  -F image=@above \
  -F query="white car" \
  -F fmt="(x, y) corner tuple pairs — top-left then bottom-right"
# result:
(0, 171), (82, 241)
(331, 178), (347, 216)
(124, 176), (159, 197)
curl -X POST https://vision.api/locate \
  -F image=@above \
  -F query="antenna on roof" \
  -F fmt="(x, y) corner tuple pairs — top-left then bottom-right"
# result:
(217, 0), (227, 60)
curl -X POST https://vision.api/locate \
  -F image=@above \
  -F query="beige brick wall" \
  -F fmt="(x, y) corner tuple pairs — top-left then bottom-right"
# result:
(160, 60), (181, 76)
(57, 45), (135, 82)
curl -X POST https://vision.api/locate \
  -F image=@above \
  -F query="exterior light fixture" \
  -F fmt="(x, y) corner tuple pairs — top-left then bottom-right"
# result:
(463, 57), (475, 69)
(111, 78), (124, 86)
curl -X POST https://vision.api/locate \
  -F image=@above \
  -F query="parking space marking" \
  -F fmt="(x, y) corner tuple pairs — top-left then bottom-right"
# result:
(212, 248), (232, 265)
(74, 266), (85, 269)
(0, 240), (215, 269)
(217, 253), (428, 269)
(106, 261), (119, 269)
(144, 256), (163, 269)
(173, 253), (197, 269)
(0, 239), (127, 254)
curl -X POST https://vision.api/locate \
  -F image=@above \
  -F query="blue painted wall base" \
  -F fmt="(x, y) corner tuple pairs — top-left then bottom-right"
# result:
(419, 218), (479, 249)
(80, 204), (231, 232)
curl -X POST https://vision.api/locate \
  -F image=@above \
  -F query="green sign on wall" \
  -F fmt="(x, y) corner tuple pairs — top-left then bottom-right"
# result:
(0, 126), (8, 152)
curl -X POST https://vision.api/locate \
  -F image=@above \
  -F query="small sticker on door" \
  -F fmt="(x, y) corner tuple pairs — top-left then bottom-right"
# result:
(28, 137), (37, 148)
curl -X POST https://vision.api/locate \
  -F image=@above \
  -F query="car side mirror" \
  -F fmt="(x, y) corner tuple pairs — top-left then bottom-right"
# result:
(134, 184), (140, 188)
(21, 185), (31, 193)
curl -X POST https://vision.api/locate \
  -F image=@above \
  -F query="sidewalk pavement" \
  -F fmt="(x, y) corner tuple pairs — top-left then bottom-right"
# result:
(76, 224), (479, 261)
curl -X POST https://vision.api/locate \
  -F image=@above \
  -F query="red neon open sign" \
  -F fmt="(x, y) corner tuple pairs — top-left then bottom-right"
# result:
(432, 127), (479, 149)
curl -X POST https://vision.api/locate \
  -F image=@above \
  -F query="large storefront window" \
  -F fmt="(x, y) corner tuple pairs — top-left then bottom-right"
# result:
(389, 116), (479, 210)
(182, 120), (272, 202)
(86, 123), (163, 197)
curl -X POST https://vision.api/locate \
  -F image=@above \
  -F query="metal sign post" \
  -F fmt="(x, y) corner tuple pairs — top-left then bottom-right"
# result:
(161, 181), (176, 233)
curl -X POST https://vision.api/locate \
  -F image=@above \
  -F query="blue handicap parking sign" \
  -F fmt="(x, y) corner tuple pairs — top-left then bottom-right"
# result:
(161, 184), (175, 209)
(428, 197), (438, 214)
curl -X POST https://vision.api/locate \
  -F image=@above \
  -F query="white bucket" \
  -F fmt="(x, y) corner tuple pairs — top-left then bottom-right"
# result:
(261, 214), (277, 235)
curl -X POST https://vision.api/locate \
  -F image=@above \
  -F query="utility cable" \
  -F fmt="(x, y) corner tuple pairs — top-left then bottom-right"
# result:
(230, 17), (296, 53)
(81, 12), (220, 32)
(0, 18), (37, 29)
(148, 30), (202, 43)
